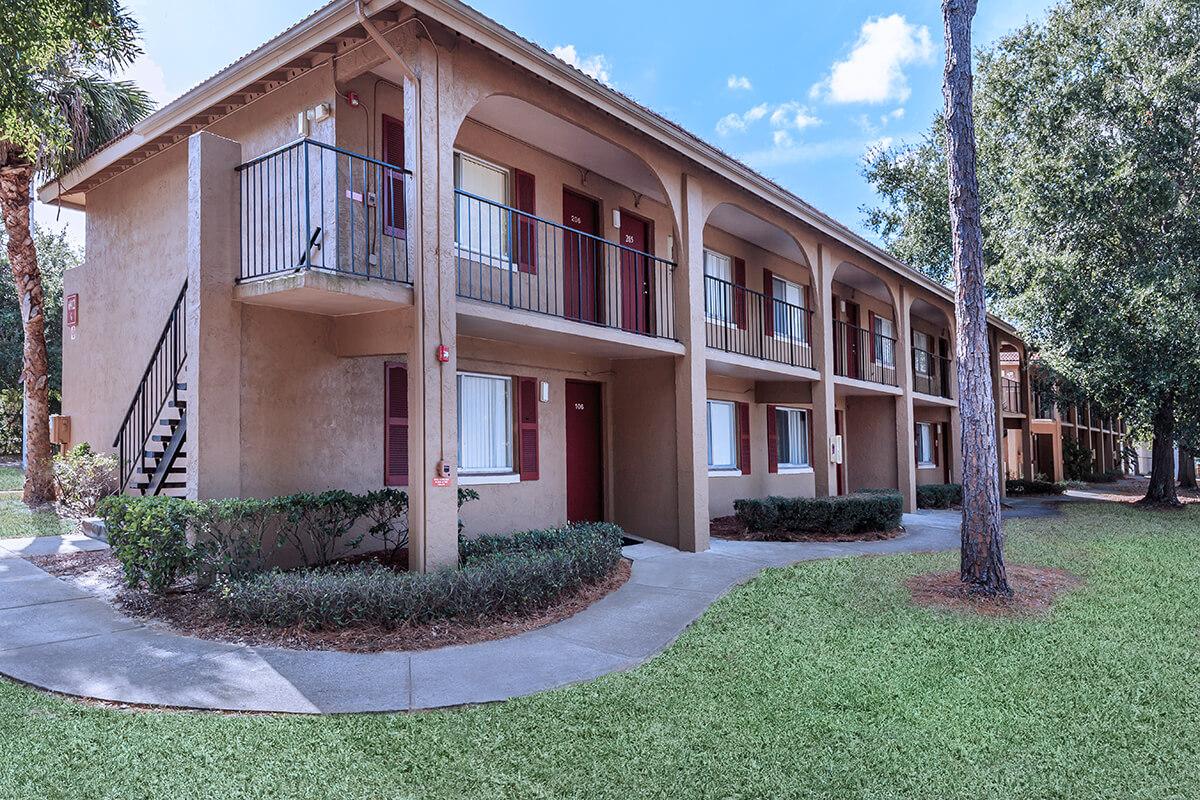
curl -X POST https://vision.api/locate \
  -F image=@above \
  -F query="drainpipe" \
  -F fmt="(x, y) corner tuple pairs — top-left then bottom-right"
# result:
(354, 1), (445, 572)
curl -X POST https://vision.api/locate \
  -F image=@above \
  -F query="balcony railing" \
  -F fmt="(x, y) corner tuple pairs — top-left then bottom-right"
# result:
(236, 138), (412, 284)
(911, 347), (952, 398)
(1001, 376), (1023, 413)
(833, 320), (898, 386)
(1033, 390), (1055, 420)
(454, 190), (675, 340)
(703, 275), (814, 369)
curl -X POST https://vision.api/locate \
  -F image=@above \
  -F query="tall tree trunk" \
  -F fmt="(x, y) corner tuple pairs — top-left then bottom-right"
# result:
(0, 164), (55, 505)
(1178, 447), (1196, 489)
(1141, 395), (1180, 506)
(943, 0), (1010, 596)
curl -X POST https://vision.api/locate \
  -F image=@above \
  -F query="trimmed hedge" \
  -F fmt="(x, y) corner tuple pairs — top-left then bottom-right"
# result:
(215, 522), (625, 629)
(1006, 478), (1067, 496)
(733, 491), (903, 537)
(916, 483), (962, 509)
(1086, 469), (1125, 484)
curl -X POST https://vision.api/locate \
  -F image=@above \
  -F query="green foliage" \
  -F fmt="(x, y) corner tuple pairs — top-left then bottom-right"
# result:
(0, 388), (20, 455)
(457, 486), (480, 533)
(98, 494), (193, 593)
(51, 442), (117, 515)
(1005, 478), (1067, 496)
(1061, 436), (1094, 481)
(916, 483), (962, 509)
(216, 522), (625, 630)
(733, 492), (904, 537)
(269, 490), (367, 568)
(1, 226), (77, 397)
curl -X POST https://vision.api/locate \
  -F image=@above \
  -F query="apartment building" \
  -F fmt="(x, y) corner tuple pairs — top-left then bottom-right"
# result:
(45, 0), (1042, 570)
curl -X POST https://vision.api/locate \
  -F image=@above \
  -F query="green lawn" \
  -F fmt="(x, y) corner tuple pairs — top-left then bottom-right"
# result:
(1, 503), (1197, 799)
(0, 465), (22, 492)
(0, 500), (79, 539)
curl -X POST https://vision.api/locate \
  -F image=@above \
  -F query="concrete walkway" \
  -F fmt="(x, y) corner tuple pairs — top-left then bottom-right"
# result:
(0, 512), (964, 713)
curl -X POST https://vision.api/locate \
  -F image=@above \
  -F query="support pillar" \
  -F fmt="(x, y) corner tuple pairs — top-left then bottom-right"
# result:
(811, 243), (837, 498)
(895, 286), (916, 511)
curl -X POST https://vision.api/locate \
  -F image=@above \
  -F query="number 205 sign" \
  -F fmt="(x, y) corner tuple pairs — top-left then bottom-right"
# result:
(66, 294), (79, 327)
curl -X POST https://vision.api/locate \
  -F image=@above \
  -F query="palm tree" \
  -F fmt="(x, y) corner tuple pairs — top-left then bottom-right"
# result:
(0, 2), (153, 505)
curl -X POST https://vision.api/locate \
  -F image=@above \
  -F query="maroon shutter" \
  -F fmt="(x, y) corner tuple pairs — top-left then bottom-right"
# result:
(733, 257), (747, 330)
(517, 376), (539, 480)
(914, 423), (922, 465)
(868, 310), (878, 362)
(737, 401), (751, 475)
(806, 409), (814, 466)
(382, 115), (406, 237)
(514, 170), (537, 274)
(384, 362), (408, 486)
(803, 285), (813, 343)
(763, 269), (775, 337)
(766, 404), (778, 473)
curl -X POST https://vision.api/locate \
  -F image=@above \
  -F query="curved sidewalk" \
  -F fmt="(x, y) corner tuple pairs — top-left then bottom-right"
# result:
(0, 511), (961, 713)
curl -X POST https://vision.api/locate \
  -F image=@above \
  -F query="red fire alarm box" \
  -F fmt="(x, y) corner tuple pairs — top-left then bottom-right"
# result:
(435, 344), (450, 363)
(65, 294), (78, 327)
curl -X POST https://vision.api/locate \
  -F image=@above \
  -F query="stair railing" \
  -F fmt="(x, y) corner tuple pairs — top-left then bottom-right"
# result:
(113, 281), (188, 492)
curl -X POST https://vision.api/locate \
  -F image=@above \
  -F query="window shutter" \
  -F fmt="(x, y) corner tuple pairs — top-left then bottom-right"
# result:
(381, 115), (406, 237)
(932, 423), (941, 466)
(803, 284), (813, 343)
(514, 169), (537, 274)
(868, 310), (878, 362)
(762, 269), (775, 337)
(806, 409), (814, 467)
(737, 401), (751, 475)
(914, 423), (921, 465)
(517, 376), (539, 480)
(384, 362), (408, 486)
(733, 257), (747, 330)
(766, 404), (778, 473)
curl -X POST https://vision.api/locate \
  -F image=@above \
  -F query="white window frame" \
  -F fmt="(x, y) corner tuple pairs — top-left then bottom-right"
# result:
(453, 151), (514, 269)
(456, 371), (514, 476)
(912, 330), (932, 376)
(775, 406), (812, 471)
(874, 315), (897, 368)
(703, 250), (736, 326)
(706, 399), (740, 475)
(771, 276), (809, 345)
(915, 422), (937, 468)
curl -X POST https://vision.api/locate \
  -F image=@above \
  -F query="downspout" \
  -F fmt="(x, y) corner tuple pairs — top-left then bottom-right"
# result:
(355, 1), (445, 571)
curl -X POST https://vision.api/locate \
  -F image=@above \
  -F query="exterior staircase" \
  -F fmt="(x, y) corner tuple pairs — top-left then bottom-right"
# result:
(114, 282), (189, 497)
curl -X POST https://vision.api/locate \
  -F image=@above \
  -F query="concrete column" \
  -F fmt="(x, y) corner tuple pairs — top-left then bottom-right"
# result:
(185, 131), (242, 500)
(894, 286), (916, 511)
(1019, 353), (1035, 479)
(948, 404), (963, 483)
(811, 243), (837, 497)
(406, 58), (460, 572)
(674, 173), (710, 552)
(989, 328), (1007, 497)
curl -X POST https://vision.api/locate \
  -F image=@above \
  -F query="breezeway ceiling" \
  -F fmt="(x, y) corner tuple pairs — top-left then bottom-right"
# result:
(706, 204), (809, 266)
(832, 261), (893, 306)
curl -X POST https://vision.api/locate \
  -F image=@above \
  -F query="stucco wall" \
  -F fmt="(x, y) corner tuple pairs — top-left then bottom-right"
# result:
(913, 405), (952, 485)
(611, 357), (680, 546)
(843, 394), (898, 491)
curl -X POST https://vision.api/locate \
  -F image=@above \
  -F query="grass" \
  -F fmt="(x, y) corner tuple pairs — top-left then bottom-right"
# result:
(0, 503), (1197, 799)
(0, 500), (78, 539)
(0, 465), (22, 492)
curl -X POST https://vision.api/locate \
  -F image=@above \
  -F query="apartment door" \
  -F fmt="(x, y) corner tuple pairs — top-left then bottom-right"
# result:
(563, 190), (602, 324)
(839, 300), (861, 379)
(566, 380), (604, 522)
(618, 210), (653, 334)
(835, 409), (847, 495)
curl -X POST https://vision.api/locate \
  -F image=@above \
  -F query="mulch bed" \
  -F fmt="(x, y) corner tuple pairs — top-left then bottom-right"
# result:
(32, 550), (631, 653)
(710, 515), (901, 543)
(906, 565), (1083, 618)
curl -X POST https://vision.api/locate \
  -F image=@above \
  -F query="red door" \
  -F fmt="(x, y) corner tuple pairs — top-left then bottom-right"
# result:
(563, 190), (602, 323)
(619, 211), (652, 334)
(566, 380), (603, 522)
(843, 300), (861, 379)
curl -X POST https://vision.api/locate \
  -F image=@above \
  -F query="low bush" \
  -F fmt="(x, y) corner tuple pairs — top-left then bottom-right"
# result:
(52, 442), (118, 515)
(1086, 469), (1124, 484)
(1006, 478), (1067, 496)
(1062, 436), (1094, 481)
(733, 492), (903, 537)
(916, 483), (962, 509)
(99, 495), (194, 593)
(215, 521), (625, 629)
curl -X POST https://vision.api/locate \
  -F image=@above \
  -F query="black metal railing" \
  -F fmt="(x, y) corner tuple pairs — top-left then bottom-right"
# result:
(911, 346), (952, 398)
(453, 190), (675, 339)
(1033, 390), (1055, 420)
(703, 275), (814, 368)
(1001, 376), (1023, 413)
(113, 281), (187, 493)
(236, 138), (412, 283)
(833, 320), (898, 386)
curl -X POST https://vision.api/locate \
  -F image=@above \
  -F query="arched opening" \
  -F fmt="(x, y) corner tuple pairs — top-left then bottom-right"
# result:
(830, 261), (898, 386)
(910, 298), (956, 484)
(910, 298), (953, 399)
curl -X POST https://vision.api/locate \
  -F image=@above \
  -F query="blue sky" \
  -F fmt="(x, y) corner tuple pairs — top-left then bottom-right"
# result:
(37, 0), (1054, 248)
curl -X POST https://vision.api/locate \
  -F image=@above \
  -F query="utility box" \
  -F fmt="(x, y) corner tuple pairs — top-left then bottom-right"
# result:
(49, 414), (71, 447)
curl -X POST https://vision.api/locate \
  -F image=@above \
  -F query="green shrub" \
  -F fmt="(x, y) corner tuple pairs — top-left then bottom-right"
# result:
(1006, 478), (1067, 496)
(1085, 469), (1124, 484)
(98, 495), (194, 593)
(0, 388), (22, 456)
(733, 492), (903, 537)
(1062, 436), (1094, 481)
(53, 442), (118, 515)
(916, 483), (962, 509)
(216, 521), (625, 629)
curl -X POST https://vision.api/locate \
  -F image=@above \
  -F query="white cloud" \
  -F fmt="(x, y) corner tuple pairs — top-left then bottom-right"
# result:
(115, 53), (176, 108)
(811, 14), (933, 104)
(716, 102), (769, 135)
(550, 44), (613, 85)
(773, 130), (794, 148)
(769, 101), (822, 132)
(726, 74), (753, 91)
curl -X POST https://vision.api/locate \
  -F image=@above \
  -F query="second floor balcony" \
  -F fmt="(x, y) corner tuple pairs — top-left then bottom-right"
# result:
(703, 275), (814, 370)
(1001, 376), (1024, 413)
(833, 320), (898, 386)
(912, 346), (952, 399)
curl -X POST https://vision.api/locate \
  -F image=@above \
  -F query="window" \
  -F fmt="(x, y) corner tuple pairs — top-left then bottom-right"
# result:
(912, 331), (932, 375)
(454, 152), (510, 263)
(707, 400), (738, 470)
(457, 373), (512, 474)
(915, 422), (936, 467)
(775, 407), (810, 468)
(704, 250), (734, 323)
(772, 276), (808, 344)
(874, 315), (896, 367)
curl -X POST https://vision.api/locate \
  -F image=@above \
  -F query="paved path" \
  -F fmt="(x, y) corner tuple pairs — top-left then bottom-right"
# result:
(0, 511), (965, 713)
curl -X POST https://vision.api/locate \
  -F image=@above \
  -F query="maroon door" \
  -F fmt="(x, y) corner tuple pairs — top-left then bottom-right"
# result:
(563, 190), (602, 323)
(619, 211), (652, 334)
(566, 380), (604, 522)
(843, 300), (861, 379)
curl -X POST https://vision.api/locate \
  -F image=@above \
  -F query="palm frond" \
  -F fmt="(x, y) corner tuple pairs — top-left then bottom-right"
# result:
(43, 73), (153, 175)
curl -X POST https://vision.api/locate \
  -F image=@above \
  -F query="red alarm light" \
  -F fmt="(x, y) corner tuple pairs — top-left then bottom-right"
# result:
(436, 344), (450, 363)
